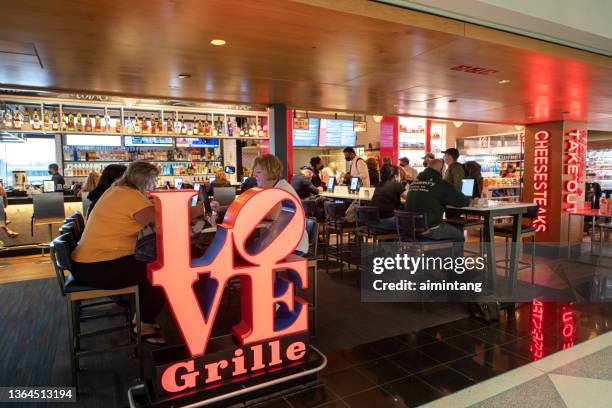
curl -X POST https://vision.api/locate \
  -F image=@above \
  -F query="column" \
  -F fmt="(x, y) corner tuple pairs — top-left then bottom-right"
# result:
(268, 104), (292, 180)
(379, 116), (398, 165)
(522, 121), (587, 247)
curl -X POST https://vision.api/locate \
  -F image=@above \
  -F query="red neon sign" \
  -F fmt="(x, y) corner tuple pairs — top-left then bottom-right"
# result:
(563, 130), (586, 213)
(530, 300), (545, 360)
(561, 303), (576, 350)
(532, 131), (550, 232)
(148, 188), (309, 393)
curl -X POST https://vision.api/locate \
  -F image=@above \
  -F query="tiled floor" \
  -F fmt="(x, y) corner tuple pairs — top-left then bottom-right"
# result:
(251, 302), (612, 407)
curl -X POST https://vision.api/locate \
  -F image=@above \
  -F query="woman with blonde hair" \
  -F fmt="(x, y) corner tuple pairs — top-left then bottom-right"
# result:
(207, 168), (231, 196)
(71, 161), (166, 345)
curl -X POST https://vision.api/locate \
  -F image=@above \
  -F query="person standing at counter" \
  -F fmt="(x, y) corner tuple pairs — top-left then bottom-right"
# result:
(365, 157), (381, 186)
(252, 154), (309, 256)
(86, 164), (127, 217)
(343, 147), (370, 187)
(48, 163), (65, 190)
(422, 153), (435, 168)
(321, 162), (338, 185)
(71, 161), (167, 345)
(442, 148), (464, 191)
(405, 159), (469, 243)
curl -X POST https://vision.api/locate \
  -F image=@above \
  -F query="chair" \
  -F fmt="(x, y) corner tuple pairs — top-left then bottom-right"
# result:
(65, 212), (85, 239)
(305, 217), (319, 337)
(50, 233), (142, 389)
(81, 192), (92, 219)
(301, 199), (317, 219)
(323, 201), (357, 277)
(600, 223), (612, 256)
(32, 192), (66, 250)
(355, 206), (397, 243)
(394, 210), (454, 253)
(494, 205), (539, 284)
(213, 187), (236, 209)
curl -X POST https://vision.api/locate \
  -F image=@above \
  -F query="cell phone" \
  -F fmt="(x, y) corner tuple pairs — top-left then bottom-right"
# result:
(224, 166), (236, 174)
(191, 195), (199, 207)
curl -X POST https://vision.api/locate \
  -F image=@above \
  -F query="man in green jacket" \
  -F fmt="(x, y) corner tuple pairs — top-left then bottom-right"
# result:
(404, 159), (469, 242)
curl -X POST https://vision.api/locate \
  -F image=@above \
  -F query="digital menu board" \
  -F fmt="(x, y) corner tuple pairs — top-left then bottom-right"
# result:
(293, 118), (320, 147)
(319, 119), (356, 147)
(175, 138), (219, 148)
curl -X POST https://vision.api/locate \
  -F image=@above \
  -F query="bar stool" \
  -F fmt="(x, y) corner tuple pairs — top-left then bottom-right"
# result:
(32, 192), (66, 253)
(355, 206), (397, 243)
(445, 215), (485, 255)
(50, 233), (142, 390)
(394, 210), (454, 253)
(65, 212), (85, 239)
(81, 192), (92, 219)
(301, 199), (317, 219)
(323, 201), (356, 277)
(304, 217), (319, 337)
(494, 205), (539, 284)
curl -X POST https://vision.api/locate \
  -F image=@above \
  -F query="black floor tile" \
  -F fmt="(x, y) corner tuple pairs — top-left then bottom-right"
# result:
(415, 341), (469, 363)
(321, 351), (355, 375)
(366, 336), (412, 356)
(353, 357), (410, 385)
(447, 354), (501, 382)
(420, 324), (464, 341)
(321, 367), (377, 398)
(285, 384), (343, 408)
(382, 375), (444, 407)
(343, 387), (406, 408)
(333, 343), (383, 366)
(416, 365), (476, 396)
(250, 397), (293, 408)
(480, 345), (532, 371)
(448, 317), (488, 333)
(469, 326), (518, 345)
(317, 400), (350, 408)
(442, 333), (494, 355)
(389, 349), (441, 374)
(392, 331), (438, 349)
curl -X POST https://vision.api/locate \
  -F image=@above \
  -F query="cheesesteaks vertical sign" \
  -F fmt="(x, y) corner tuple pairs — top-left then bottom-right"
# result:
(532, 131), (550, 232)
(147, 188), (309, 396)
(563, 130), (586, 213)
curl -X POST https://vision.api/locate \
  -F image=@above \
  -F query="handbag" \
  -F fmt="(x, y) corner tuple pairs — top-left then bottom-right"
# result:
(344, 199), (360, 223)
(134, 223), (157, 262)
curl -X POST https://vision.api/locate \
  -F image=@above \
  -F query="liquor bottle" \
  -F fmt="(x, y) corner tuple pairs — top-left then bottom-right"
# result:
(32, 109), (41, 130)
(23, 108), (30, 130)
(232, 121), (240, 137)
(115, 116), (122, 133)
(151, 117), (158, 134)
(94, 115), (102, 132)
(67, 113), (75, 131)
(75, 112), (83, 131)
(52, 111), (59, 130)
(125, 116), (133, 134)
(167, 117), (173, 135)
(212, 120), (218, 137)
(192, 117), (198, 136)
(43, 110), (50, 130)
(239, 122), (245, 137)
(104, 115), (111, 132)
(84, 114), (92, 132)
(203, 120), (210, 136)
(257, 119), (264, 137)
(227, 120), (233, 136)
(198, 119), (205, 135)
(4, 109), (13, 129)
(142, 115), (149, 134)
(134, 114), (141, 133)
(157, 118), (163, 134)
(181, 116), (188, 135)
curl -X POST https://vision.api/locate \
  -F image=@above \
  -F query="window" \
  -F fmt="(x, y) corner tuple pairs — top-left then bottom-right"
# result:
(0, 137), (56, 187)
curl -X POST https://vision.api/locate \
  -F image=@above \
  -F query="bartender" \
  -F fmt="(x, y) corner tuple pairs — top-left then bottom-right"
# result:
(48, 163), (65, 190)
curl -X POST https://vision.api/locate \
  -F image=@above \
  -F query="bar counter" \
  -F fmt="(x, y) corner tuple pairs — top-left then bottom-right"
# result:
(3, 195), (83, 249)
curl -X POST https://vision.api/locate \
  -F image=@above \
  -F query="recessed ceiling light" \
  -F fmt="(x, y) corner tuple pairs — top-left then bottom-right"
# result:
(498, 79), (511, 84)
(178, 73), (191, 79)
(448, 99), (457, 103)
(210, 39), (226, 46)
(168, 85), (180, 89)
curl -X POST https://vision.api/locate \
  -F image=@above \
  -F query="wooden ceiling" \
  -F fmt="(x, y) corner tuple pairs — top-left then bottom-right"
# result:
(0, 0), (611, 129)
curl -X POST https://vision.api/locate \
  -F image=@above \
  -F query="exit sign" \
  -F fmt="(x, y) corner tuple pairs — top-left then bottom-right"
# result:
(450, 65), (499, 75)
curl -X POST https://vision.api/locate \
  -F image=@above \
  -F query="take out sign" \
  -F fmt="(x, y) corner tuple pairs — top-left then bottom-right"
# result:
(148, 188), (309, 394)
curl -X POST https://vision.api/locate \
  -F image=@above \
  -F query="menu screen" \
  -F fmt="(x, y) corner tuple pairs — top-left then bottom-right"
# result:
(319, 119), (356, 147)
(293, 118), (320, 147)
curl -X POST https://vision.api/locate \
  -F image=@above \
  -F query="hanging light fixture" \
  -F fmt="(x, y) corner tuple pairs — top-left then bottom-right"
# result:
(453, 121), (463, 128)
(372, 115), (383, 123)
(514, 125), (525, 131)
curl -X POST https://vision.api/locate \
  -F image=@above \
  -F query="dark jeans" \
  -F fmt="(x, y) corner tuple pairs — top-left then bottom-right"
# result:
(422, 222), (465, 257)
(370, 216), (397, 232)
(71, 255), (165, 324)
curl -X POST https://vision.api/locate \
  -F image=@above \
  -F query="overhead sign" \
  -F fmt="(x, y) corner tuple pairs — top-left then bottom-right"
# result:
(532, 130), (550, 232)
(148, 188), (310, 396)
(293, 117), (309, 130)
(353, 120), (367, 132)
(563, 129), (586, 213)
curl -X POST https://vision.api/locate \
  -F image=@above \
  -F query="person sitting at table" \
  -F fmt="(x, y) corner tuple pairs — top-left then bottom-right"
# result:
(207, 169), (232, 196)
(0, 184), (18, 241)
(77, 170), (100, 198)
(86, 164), (127, 217)
(405, 159), (469, 243)
(291, 165), (323, 199)
(253, 154), (309, 256)
(309, 156), (325, 188)
(241, 167), (258, 191)
(370, 164), (408, 231)
(365, 157), (381, 186)
(71, 161), (167, 345)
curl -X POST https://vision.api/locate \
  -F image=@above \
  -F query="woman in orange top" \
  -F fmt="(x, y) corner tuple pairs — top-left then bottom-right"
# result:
(71, 161), (166, 344)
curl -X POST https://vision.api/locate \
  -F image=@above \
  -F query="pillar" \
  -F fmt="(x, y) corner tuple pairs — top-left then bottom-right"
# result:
(522, 121), (587, 246)
(379, 116), (398, 165)
(268, 104), (292, 180)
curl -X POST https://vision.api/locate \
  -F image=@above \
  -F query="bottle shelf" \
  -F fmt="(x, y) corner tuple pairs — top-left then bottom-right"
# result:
(0, 128), (270, 140)
(63, 159), (222, 163)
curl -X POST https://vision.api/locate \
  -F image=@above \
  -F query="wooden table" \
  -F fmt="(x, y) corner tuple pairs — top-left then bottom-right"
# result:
(567, 208), (612, 257)
(448, 202), (538, 297)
